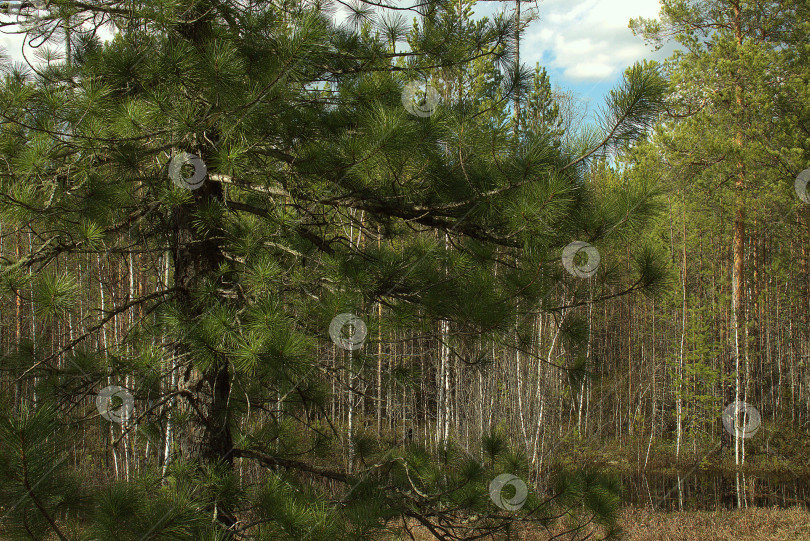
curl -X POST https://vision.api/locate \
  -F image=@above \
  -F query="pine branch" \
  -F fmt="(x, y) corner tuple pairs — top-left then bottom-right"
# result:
(16, 288), (178, 381)
(231, 448), (350, 482)
(19, 447), (69, 541)
(563, 62), (665, 172)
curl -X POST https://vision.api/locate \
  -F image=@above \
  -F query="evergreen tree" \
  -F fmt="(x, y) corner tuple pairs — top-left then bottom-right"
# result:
(518, 62), (562, 141)
(0, 0), (667, 537)
(631, 0), (810, 450)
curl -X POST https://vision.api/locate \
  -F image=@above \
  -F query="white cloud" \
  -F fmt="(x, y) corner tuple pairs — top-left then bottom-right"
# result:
(523, 0), (665, 83)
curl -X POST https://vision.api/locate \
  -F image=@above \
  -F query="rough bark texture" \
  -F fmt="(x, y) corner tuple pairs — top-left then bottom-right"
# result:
(171, 2), (235, 529)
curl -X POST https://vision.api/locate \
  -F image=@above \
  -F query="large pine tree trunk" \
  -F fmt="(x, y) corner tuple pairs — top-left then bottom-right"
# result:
(171, 4), (235, 488)
(173, 179), (233, 465)
(173, 182), (235, 528)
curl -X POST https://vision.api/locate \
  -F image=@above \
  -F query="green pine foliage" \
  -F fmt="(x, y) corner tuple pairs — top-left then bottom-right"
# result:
(0, 0), (675, 538)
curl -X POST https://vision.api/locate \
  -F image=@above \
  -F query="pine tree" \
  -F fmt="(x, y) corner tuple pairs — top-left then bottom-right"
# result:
(0, 0), (668, 537)
(631, 0), (810, 506)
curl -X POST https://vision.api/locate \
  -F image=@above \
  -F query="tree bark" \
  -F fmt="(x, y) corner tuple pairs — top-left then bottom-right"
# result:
(731, 0), (746, 509)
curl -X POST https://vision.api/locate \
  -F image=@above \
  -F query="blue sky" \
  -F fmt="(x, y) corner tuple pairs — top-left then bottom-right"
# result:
(469, 0), (675, 121)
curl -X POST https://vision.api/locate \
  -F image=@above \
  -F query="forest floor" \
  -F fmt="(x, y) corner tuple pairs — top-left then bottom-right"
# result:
(615, 506), (810, 540)
(401, 506), (810, 540)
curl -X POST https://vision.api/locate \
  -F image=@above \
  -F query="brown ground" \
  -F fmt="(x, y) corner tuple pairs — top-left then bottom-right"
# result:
(399, 507), (810, 540)
(618, 506), (810, 541)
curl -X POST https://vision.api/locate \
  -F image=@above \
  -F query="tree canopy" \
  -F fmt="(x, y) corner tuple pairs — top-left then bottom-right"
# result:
(7, 0), (807, 539)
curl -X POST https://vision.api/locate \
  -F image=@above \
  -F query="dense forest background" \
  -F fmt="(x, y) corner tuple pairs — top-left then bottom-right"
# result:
(0, 0), (808, 539)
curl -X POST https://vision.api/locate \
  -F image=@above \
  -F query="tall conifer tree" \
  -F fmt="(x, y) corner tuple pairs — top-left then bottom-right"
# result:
(0, 0), (666, 537)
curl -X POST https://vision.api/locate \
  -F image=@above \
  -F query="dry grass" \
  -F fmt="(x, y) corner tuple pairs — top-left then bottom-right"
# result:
(618, 506), (810, 541)
(395, 506), (810, 540)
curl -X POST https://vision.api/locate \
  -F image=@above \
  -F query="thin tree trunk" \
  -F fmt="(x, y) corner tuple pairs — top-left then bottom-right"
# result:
(731, 0), (746, 508)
